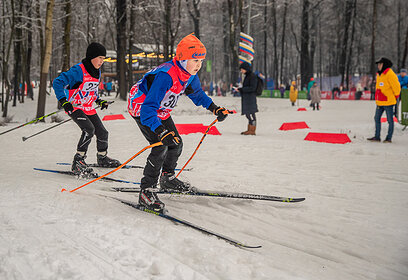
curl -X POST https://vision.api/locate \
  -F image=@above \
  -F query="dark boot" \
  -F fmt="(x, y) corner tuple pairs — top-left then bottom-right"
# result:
(139, 188), (165, 213)
(72, 153), (94, 175)
(97, 152), (121, 168)
(317, 104), (320, 110)
(160, 172), (191, 192)
(367, 137), (381, 142)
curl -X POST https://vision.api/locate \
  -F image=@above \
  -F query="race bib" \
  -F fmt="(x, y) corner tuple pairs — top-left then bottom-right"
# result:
(82, 81), (99, 92)
(161, 90), (180, 109)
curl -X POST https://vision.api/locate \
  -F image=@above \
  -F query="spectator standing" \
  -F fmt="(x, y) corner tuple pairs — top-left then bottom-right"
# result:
(310, 82), (321, 110)
(234, 62), (258, 135)
(367, 57), (401, 143)
(105, 80), (113, 96)
(332, 84), (340, 100)
(307, 77), (314, 100)
(289, 81), (298, 106)
(279, 84), (285, 98)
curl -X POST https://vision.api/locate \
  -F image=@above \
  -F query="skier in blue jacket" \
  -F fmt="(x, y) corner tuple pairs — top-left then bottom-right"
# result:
(53, 42), (121, 175)
(128, 34), (231, 212)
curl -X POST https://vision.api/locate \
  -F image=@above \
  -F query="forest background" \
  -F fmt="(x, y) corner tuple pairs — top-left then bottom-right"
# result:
(0, 0), (407, 119)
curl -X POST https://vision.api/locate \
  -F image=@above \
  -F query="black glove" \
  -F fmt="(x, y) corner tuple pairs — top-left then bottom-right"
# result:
(155, 126), (180, 146)
(96, 99), (109, 110)
(59, 98), (74, 114)
(208, 102), (230, 122)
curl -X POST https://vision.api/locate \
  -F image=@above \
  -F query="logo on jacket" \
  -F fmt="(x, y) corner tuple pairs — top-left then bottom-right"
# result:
(379, 82), (384, 86)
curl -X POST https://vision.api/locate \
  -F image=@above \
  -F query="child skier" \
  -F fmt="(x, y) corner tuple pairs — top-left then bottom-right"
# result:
(128, 34), (231, 212)
(53, 42), (121, 176)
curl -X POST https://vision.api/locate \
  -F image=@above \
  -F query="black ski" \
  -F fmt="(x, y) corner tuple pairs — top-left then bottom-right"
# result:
(56, 162), (192, 171)
(111, 187), (305, 203)
(102, 195), (262, 249)
(33, 168), (140, 185)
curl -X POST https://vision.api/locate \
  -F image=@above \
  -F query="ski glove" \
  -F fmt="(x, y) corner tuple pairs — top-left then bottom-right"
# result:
(155, 126), (180, 146)
(96, 99), (109, 110)
(208, 102), (230, 122)
(59, 98), (74, 115)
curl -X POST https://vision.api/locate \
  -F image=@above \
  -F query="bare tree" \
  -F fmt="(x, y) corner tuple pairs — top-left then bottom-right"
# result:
(186, 0), (200, 38)
(36, 0), (55, 119)
(61, 0), (72, 73)
(227, 0), (243, 85)
(116, 0), (127, 100)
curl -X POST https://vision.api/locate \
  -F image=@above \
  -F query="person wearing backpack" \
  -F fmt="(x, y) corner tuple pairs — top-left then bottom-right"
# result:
(234, 62), (259, 135)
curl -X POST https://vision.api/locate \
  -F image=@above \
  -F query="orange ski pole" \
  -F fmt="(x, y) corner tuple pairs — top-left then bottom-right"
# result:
(61, 142), (163, 193)
(176, 118), (218, 178)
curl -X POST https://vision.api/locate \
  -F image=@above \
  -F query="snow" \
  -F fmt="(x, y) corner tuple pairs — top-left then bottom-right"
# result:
(1, 91), (408, 280)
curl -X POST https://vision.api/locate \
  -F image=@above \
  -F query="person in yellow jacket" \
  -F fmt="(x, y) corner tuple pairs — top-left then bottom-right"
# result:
(289, 81), (298, 106)
(367, 57), (401, 143)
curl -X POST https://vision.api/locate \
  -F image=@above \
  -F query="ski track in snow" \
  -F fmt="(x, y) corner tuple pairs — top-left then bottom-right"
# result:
(1, 92), (408, 279)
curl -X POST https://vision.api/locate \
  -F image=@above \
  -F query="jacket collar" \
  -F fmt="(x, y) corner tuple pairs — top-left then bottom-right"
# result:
(173, 58), (191, 82)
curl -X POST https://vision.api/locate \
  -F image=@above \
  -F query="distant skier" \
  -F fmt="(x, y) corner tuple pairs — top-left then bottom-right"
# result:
(53, 42), (121, 176)
(128, 34), (231, 212)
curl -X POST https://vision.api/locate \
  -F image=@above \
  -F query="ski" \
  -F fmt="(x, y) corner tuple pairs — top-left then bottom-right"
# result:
(102, 195), (262, 249)
(111, 187), (305, 203)
(56, 162), (192, 171)
(33, 168), (140, 185)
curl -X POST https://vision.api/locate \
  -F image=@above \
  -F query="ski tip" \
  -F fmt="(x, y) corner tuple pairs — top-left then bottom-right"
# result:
(61, 188), (67, 192)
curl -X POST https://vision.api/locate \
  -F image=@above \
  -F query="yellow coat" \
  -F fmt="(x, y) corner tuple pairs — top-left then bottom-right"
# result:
(289, 85), (298, 102)
(375, 68), (401, 106)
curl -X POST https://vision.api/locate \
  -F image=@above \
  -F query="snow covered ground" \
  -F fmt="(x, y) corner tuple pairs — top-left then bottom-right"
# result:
(1, 90), (407, 280)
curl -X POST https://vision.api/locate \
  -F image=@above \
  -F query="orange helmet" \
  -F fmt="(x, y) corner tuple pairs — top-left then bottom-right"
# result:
(175, 34), (206, 61)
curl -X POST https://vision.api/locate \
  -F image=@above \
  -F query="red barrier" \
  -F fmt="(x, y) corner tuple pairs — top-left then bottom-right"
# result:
(304, 132), (351, 144)
(102, 114), (126, 121)
(175, 123), (221, 135)
(279, 122), (310, 131)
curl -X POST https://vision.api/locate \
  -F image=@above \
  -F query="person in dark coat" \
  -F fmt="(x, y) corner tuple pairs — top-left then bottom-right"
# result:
(235, 62), (259, 135)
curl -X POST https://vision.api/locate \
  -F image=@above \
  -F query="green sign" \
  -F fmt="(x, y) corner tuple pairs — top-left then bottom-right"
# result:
(401, 89), (408, 126)
(206, 60), (212, 72)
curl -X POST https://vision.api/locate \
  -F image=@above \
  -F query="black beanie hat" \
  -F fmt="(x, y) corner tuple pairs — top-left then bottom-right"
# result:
(86, 42), (106, 60)
(239, 62), (252, 72)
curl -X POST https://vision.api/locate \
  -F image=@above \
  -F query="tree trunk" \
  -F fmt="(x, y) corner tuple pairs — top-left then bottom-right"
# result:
(186, 0), (200, 39)
(25, 0), (34, 101)
(227, 0), (242, 85)
(300, 0), (311, 88)
(401, 24), (408, 69)
(271, 0), (278, 85)
(339, 0), (353, 89)
(345, 0), (357, 90)
(280, 1), (288, 86)
(263, 0), (267, 80)
(36, 0), (55, 119)
(370, 0), (377, 79)
(222, 1), (230, 83)
(61, 0), (71, 73)
(12, 0), (23, 106)
(116, 0), (127, 100)
(128, 0), (136, 90)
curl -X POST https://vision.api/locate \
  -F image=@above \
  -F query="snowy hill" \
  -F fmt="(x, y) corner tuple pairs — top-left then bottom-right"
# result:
(1, 91), (407, 279)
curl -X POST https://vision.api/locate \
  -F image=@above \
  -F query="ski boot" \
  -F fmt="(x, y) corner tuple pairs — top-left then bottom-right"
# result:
(139, 188), (165, 213)
(72, 153), (95, 178)
(97, 152), (121, 168)
(160, 172), (192, 193)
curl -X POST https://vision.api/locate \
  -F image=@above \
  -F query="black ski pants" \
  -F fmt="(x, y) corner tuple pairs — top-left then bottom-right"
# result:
(70, 110), (109, 153)
(134, 116), (183, 189)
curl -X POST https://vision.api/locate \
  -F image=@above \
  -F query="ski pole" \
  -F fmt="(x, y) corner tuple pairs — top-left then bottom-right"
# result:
(61, 142), (163, 193)
(176, 110), (235, 178)
(21, 101), (114, 141)
(22, 118), (71, 141)
(0, 109), (63, 136)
